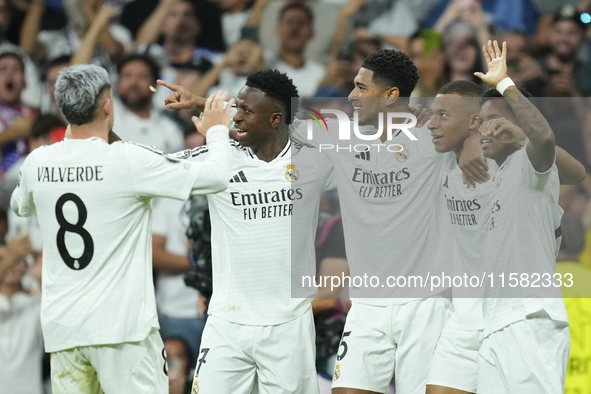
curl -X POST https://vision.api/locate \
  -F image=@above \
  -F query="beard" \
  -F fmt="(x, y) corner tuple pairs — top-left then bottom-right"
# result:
(120, 92), (152, 113)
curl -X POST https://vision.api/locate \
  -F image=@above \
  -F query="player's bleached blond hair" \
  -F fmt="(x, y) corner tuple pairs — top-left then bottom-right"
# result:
(55, 64), (111, 126)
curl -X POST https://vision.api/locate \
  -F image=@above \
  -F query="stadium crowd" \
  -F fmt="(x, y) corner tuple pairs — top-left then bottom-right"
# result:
(1, 0), (591, 393)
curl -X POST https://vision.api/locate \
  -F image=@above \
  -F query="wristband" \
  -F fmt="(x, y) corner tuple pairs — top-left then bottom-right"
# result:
(517, 137), (528, 147)
(496, 77), (515, 95)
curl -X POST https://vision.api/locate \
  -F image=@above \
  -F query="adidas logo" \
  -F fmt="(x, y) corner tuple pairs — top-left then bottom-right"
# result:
(230, 171), (248, 183)
(355, 151), (370, 161)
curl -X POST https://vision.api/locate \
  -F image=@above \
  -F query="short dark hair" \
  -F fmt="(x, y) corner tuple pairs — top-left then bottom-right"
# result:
(30, 114), (66, 139)
(0, 51), (24, 72)
(117, 53), (161, 82)
(43, 55), (71, 81)
(480, 86), (535, 107)
(361, 49), (419, 97)
(278, 3), (313, 24)
(439, 80), (484, 97)
(245, 69), (299, 125)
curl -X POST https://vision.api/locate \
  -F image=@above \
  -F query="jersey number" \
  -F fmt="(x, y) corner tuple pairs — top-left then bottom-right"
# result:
(336, 331), (351, 361)
(195, 348), (210, 378)
(55, 193), (94, 270)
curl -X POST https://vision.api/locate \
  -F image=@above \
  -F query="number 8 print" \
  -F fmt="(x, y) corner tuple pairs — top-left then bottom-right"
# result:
(55, 193), (94, 270)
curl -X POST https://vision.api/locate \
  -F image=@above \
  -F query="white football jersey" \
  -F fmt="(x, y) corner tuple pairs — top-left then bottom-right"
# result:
(11, 127), (231, 352)
(172, 140), (334, 325)
(440, 160), (493, 330)
(481, 148), (568, 337)
(291, 118), (449, 305)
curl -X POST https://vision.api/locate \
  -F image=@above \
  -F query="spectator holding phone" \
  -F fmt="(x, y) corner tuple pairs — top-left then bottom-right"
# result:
(536, 6), (591, 97)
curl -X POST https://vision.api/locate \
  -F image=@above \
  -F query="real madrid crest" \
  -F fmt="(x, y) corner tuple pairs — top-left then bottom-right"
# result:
(395, 143), (410, 163)
(333, 364), (341, 381)
(285, 163), (299, 182)
(495, 177), (502, 189)
(192, 380), (199, 394)
(468, 180), (476, 191)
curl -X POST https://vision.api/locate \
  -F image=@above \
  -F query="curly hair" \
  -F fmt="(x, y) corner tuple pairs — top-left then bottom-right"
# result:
(245, 69), (299, 125)
(361, 49), (419, 97)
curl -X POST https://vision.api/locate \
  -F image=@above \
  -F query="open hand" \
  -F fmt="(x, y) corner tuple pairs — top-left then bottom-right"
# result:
(474, 40), (508, 88)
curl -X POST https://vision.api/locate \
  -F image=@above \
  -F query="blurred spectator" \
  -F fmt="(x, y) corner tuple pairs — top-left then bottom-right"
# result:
(136, 0), (219, 65)
(501, 30), (544, 89)
(432, 0), (492, 47)
(152, 192), (207, 367)
(427, 0), (538, 36)
(256, 0), (340, 65)
(439, 20), (486, 85)
(536, 6), (591, 97)
(20, 0), (131, 69)
(164, 337), (192, 394)
(265, 3), (326, 97)
(0, 114), (65, 215)
(0, 51), (37, 179)
(1, 114), (63, 299)
(0, 0), (42, 108)
(328, 0), (365, 58)
(315, 0), (366, 93)
(113, 54), (184, 152)
(192, 39), (264, 99)
(0, 235), (44, 394)
(135, 0), (216, 108)
(214, 0), (253, 48)
(38, 55), (70, 117)
(351, 0), (439, 49)
(408, 30), (446, 97)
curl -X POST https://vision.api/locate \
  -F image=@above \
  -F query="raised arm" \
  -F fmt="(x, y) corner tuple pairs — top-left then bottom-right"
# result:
(475, 40), (555, 173)
(329, 0), (365, 59)
(19, 0), (46, 62)
(0, 236), (31, 281)
(246, 0), (273, 30)
(136, 0), (179, 45)
(81, 2), (125, 62)
(187, 91), (235, 194)
(152, 234), (191, 273)
(190, 41), (263, 98)
(0, 117), (34, 146)
(70, 7), (118, 65)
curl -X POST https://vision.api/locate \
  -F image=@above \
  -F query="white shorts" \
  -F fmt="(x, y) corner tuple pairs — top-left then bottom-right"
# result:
(331, 297), (451, 394)
(191, 309), (319, 394)
(477, 311), (570, 394)
(50, 329), (167, 394)
(427, 323), (483, 393)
